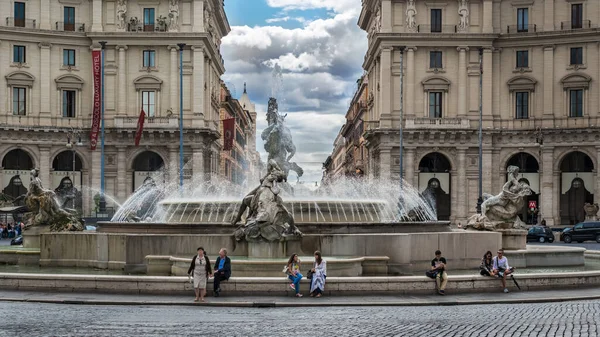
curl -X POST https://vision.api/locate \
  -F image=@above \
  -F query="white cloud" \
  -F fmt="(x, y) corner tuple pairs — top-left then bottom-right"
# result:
(222, 0), (366, 184)
(265, 16), (307, 24)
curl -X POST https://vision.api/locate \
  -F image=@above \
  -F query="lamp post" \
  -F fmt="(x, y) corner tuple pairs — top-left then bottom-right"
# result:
(476, 48), (483, 214)
(535, 127), (544, 225)
(177, 43), (186, 192)
(98, 41), (107, 214)
(398, 46), (405, 189)
(66, 129), (83, 210)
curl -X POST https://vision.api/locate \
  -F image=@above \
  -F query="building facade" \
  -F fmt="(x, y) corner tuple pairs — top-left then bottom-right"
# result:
(358, 0), (600, 226)
(219, 83), (259, 186)
(0, 0), (230, 215)
(340, 76), (369, 178)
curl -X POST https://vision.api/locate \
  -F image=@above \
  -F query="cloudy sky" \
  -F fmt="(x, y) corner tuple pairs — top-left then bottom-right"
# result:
(222, 0), (367, 185)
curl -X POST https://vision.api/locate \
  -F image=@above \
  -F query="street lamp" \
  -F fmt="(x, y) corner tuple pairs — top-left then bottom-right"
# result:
(476, 48), (484, 214)
(177, 43), (186, 192)
(398, 46), (405, 189)
(66, 129), (83, 209)
(98, 41), (107, 214)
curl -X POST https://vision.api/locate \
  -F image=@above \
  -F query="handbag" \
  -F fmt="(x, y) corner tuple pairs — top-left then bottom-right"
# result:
(282, 266), (289, 273)
(425, 270), (438, 279)
(307, 269), (314, 280)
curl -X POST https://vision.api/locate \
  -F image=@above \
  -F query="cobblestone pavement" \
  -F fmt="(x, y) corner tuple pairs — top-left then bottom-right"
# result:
(2, 300), (600, 337)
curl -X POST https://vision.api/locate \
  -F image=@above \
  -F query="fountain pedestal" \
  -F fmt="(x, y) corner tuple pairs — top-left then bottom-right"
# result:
(247, 239), (302, 259)
(23, 225), (51, 249)
(498, 229), (527, 250)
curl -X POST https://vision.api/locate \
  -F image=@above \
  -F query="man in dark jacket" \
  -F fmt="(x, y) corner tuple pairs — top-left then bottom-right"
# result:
(213, 248), (231, 297)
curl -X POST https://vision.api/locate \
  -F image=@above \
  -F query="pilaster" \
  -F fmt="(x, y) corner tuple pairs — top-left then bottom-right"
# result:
(0, 41), (4, 115)
(405, 47), (416, 118)
(379, 48), (392, 128)
(543, 0), (554, 32)
(482, 48), (493, 122)
(457, 148), (467, 219)
(192, 146), (206, 182)
(543, 46), (555, 120)
(169, 146), (179, 184)
(404, 147), (415, 186)
(457, 47), (469, 117)
(193, 0), (205, 33)
(192, 46), (205, 125)
(38, 146), (51, 188)
(116, 146), (127, 202)
(482, 0), (493, 33)
(91, 0), (103, 32)
(117, 46), (128, 116)
(39, 43), (52, 120)
(540, 147), (555, 226)
(169, 46), (178, 114)
(381, 0), (392, 33)
(379, 148), (392, 181)
(40, 0), (51, 30)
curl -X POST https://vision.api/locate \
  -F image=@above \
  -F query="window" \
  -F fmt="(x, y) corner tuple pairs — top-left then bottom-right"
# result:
(12, 87), (26, 115)
(430, 9), (442, 33)
(516, 50), (528, 68)
(142, 91), (156, 117)
(143, 8), (155, 31)
(517, 8), (529, 32)
(570, 47), (583, 65)
(429, 51), (442, 69)
(14, 2), (25, 27)
(515, 92), (529, 119)
(143, 50), (156, 67)
(64, 7), (75, 31)
(62, 90), (76, 117)
(13, 45), (25, 63)
(63, 49), (76, 66)
(569, 89), (583, 117)
(429, 92), (442, 118)
(571, 4), (583, 29)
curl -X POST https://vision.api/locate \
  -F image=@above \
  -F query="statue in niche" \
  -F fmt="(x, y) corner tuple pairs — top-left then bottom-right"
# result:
(370, 7), (381, 37)
(54, 176), (82, 212)
(169, 0), (179, 31)
(466, 166), (532, 231)
(457, 0), (470, 32)
(406, 0), (417, 32)
(116, 0), (128, 30)
(584, 202), (599, 222)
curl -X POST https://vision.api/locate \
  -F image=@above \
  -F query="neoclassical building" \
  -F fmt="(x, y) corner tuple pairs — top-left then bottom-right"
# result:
(358, 0), (600, 226)
(0, 0), (230, 216)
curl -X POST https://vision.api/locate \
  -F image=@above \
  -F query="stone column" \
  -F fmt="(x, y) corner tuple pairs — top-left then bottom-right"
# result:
(116, 146), (127, 202)
(91, 0), (103, 32)
(379, 148), (392, 181)
(40, 0), (50, 30)
(457, 47), (469, 117)
(117, 46), (127, 116)
(404, 147), (415, 186)
(482, 48), (493, 123)
(405, 47), (416, 118)
(169, 46), (178, 113)
(193, 0), (204, 32)
(482, 148), (493, 197)
(553, 171), (560, 226)
(168, 146), (179, 183)
(192, 146), (205, 181)
(482, 0), (493, 33)
(192, 46), (205, 123)
(38, 146), (51, 188)
(379, 48), (392, 128)
(457, 148), (467, 219)
(540, 147), (555, 226)
(39, 43), (52, 120)
(381, 0), (392, 33)
(0, 41), (5, 115)
(544, 0), (554, 31)
(543, 46), (554, 120)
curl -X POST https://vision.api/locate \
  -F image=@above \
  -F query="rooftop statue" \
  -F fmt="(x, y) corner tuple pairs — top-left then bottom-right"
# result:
(466, 165), (531, 231)
(24, 168), (83, 231)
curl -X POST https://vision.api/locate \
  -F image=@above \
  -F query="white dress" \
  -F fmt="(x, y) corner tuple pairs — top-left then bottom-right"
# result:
(193, 256), (207, 289)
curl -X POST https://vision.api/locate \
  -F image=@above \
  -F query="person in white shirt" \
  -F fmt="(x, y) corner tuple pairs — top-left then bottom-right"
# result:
(492, 249), (514, 293)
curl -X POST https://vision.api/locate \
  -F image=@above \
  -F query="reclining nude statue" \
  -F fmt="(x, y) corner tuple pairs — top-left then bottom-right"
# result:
(232, 160), (302, 242)
(24, 168), (84, 231)
(466, 165), (531, 231)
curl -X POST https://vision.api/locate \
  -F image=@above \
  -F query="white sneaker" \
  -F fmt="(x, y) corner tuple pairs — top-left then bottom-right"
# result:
(503, 288), (509, 293)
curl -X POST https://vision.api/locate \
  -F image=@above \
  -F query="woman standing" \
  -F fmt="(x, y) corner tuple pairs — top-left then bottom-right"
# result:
(187, 247), (212, 302)
(286, 253), (303, 297)
(310, 251), (327, 298)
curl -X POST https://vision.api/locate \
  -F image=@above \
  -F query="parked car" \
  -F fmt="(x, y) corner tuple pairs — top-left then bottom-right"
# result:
(10, 236), (23, 246)
(526, 226), (555, 243)
(561, 222), (600, 243)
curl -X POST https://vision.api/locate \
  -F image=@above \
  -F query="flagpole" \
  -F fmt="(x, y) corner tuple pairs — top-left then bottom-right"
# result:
(99, 41), (107, 214)
(177, 43), (186, 193)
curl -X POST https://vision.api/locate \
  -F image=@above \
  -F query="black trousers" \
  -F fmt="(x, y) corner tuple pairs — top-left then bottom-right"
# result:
(213, 272), (230, 291)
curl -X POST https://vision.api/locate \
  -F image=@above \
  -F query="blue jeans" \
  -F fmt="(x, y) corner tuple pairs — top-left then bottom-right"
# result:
(288, 273), (303, 294)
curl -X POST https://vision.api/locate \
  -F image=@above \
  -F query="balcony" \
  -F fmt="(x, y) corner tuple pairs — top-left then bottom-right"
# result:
(114, 116), (179, 129)
(404, 118), (470, 129)
(560, 20), (592, 30)
(506, 24), (537, 34)
(55, 21), (86, 32)
(417, 24), (457, 33)
(5, 17), (36, 29)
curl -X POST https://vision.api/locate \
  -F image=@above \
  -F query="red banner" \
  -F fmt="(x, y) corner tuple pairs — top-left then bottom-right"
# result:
(90, 50), (102, 150)
(223, 118), (235, 151)
(134, 109), (146, 146)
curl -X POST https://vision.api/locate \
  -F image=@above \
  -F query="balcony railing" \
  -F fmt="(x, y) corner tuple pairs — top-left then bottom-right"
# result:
(6, 17), (36, 29)
(114, 116), (179, 129)
(128, 23), (168, 32)
(55, 21), (86, 32)
(560, 20), (591, 30)
(417, 24), (457, 33)
(405, 118), (470, 129)
(506, 24), (537, 34)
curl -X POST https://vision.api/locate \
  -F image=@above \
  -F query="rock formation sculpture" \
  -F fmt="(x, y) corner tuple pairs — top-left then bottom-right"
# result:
(584, 202), (599, 222)
(232, 160), (302, 242)
(466, 166), (532, 231)
(24, 169), (83, 231)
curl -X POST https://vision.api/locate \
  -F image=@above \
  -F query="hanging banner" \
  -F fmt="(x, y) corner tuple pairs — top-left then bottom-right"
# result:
(223, 118), (235, 151)
(90, 50), (102, 150)
(134, 109), (146, 146)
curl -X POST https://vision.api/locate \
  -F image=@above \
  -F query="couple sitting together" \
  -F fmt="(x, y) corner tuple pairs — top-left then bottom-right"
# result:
(480, 248), (516, 293)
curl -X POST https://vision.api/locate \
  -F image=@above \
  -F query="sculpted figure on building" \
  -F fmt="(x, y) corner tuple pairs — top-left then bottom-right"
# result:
(116, 0), (128, 30)
(169, 0), (179, 31)
(457, 0), (470, 32)
(406, 0), (417, 32)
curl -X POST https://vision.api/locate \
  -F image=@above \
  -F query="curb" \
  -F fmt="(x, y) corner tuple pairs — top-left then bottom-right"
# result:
(2, 294), (600, 307)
